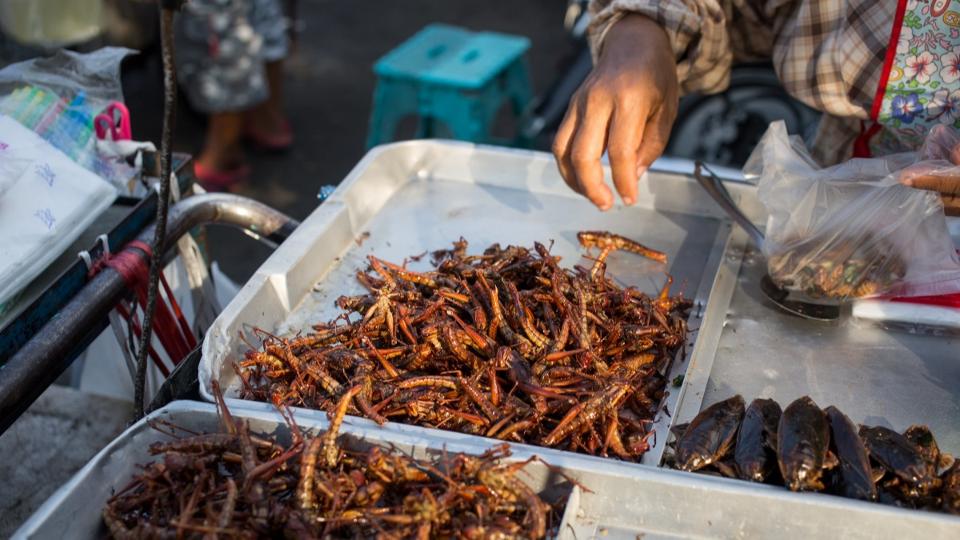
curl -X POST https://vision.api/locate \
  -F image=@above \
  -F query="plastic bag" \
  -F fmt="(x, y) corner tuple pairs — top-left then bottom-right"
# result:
(744, 121), (960, 300)
(0, 47), (138, 192)
(918, 124), (960, 162)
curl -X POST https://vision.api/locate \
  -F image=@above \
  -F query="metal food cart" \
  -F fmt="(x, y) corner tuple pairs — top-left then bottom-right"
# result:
(14, 141), (960, 538)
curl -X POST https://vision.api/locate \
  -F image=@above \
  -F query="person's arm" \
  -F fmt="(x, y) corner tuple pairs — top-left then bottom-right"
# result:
(589, 1), (734, 95)
(553, 1), (732, 210)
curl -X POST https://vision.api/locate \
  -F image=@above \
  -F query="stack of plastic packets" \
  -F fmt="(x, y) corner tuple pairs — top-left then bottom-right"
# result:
(0, 85), (100, 174)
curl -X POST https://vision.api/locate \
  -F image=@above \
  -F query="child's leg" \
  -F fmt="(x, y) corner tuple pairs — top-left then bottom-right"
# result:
(243, 0), (292, 149)
(197, 112), (244, 171)
(245, 60), (290, 139)
(175, 0), (271, 185)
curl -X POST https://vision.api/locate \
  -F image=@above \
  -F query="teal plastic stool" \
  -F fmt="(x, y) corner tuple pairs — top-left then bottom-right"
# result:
(366, 24), (532, 148)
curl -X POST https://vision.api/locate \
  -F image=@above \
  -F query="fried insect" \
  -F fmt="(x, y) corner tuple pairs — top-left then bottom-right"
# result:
(825, 406), (876, 501)
(103, 386), (565, 539)
(674, 395), (744, 472)
(734, 398), (781, 482)
(861, 425), (939, 494)
(673, 395), (960, 515)
(238, 233), (689, 462)
(778, 396), (833, 492)
(577, 230), (668, 264)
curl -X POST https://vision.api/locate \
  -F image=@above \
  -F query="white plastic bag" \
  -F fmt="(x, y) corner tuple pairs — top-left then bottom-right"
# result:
(0, 47), (139, 191)
(744, 121), (960, 300)
(0, 114), (116, 309)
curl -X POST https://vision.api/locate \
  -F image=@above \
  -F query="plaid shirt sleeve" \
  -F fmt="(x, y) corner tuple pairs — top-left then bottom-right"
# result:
(588, 0), (733, 95)
(588, 0), (897, 164)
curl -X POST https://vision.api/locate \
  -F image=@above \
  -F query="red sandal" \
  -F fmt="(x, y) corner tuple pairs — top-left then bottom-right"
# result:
(193, 161), (250, 192)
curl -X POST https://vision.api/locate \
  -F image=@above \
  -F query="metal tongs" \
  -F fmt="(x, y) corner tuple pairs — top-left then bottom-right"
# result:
(694, 162), (839, 321)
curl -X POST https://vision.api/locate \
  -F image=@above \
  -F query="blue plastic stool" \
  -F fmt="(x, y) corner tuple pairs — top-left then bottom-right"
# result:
(366, 24), (532, 148)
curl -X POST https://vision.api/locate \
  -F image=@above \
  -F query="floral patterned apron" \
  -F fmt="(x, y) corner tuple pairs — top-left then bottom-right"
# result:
(853, 0), (960, 157)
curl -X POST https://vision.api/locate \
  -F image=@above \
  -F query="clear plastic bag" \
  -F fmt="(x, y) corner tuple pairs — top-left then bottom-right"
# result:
(0, 47), (138, 191)
(744, 121), (960, 300)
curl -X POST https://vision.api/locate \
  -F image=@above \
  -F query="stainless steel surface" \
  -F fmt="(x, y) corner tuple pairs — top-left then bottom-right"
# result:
(695, 245), (960, 456)
(191, 142), (960, 534)
(18, 400), (960, 539)
(0, 194), (298, 434)
(652, 156), (747, 184)
(652, 225), (744, 456)
(553, 462), (960, 539)
(645, 219), (737, 465)
(200, 140), (741, 467)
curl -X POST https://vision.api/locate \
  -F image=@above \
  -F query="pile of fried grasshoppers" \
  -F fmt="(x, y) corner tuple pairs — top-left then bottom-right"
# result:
(670, 395), (960, 514)
(237, 231), (690, 461)
(103, 382), (570, 538)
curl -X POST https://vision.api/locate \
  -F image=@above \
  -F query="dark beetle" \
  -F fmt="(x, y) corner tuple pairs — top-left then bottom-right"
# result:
(878, 475), (943, 510)
(860, 425), (938, 493)
(675, 395), (745, 471)
(903, 424), (951, 474)
(825, 406), (876, 501)
(735, 398), (781, 482)
(904, 425), (938, 462)
(778, 396), (831, 491)
(942, 462), (960, 515)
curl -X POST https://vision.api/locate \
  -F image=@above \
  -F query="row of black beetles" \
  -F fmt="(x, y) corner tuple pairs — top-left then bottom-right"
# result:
(668, 395), (960, 513)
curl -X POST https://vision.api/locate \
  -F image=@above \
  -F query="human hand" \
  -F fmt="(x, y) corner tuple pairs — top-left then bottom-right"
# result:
(552, 14), (679, 210)
(901, 170), (960, 216)
(902, 125), (960, 216)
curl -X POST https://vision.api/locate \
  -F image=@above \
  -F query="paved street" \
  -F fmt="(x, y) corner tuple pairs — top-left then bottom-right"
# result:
(126, 0), (571, 283)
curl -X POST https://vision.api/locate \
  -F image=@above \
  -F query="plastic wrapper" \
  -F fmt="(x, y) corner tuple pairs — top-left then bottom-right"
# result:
(0, 47), (137, 193)
(744, 121), (960, 300)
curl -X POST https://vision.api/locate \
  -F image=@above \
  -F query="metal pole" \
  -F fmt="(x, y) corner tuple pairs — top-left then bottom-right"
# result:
(0, 194), (298, 434)
(135, 3), (179, 418)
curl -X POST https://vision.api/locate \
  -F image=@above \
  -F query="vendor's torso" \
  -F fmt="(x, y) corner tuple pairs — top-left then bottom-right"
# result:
(858, 0), (960, 156)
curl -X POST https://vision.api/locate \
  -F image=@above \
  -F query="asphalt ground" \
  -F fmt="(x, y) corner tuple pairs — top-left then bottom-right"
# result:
(125, 0), (573, 283)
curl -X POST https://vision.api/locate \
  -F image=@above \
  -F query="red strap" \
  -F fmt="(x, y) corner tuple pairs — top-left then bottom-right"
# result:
(159, 269), (198, 350)
(871, 0), (910, 121)
(116, 302), (171, 377)
(853, 0), (909, 159)
(852, 120), (883, 158)
(124, 241), (197, 359)
(88, 239), (198, 369)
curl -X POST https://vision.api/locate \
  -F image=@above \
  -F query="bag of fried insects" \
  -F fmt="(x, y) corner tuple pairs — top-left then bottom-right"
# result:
(745, 121), (960, 301)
